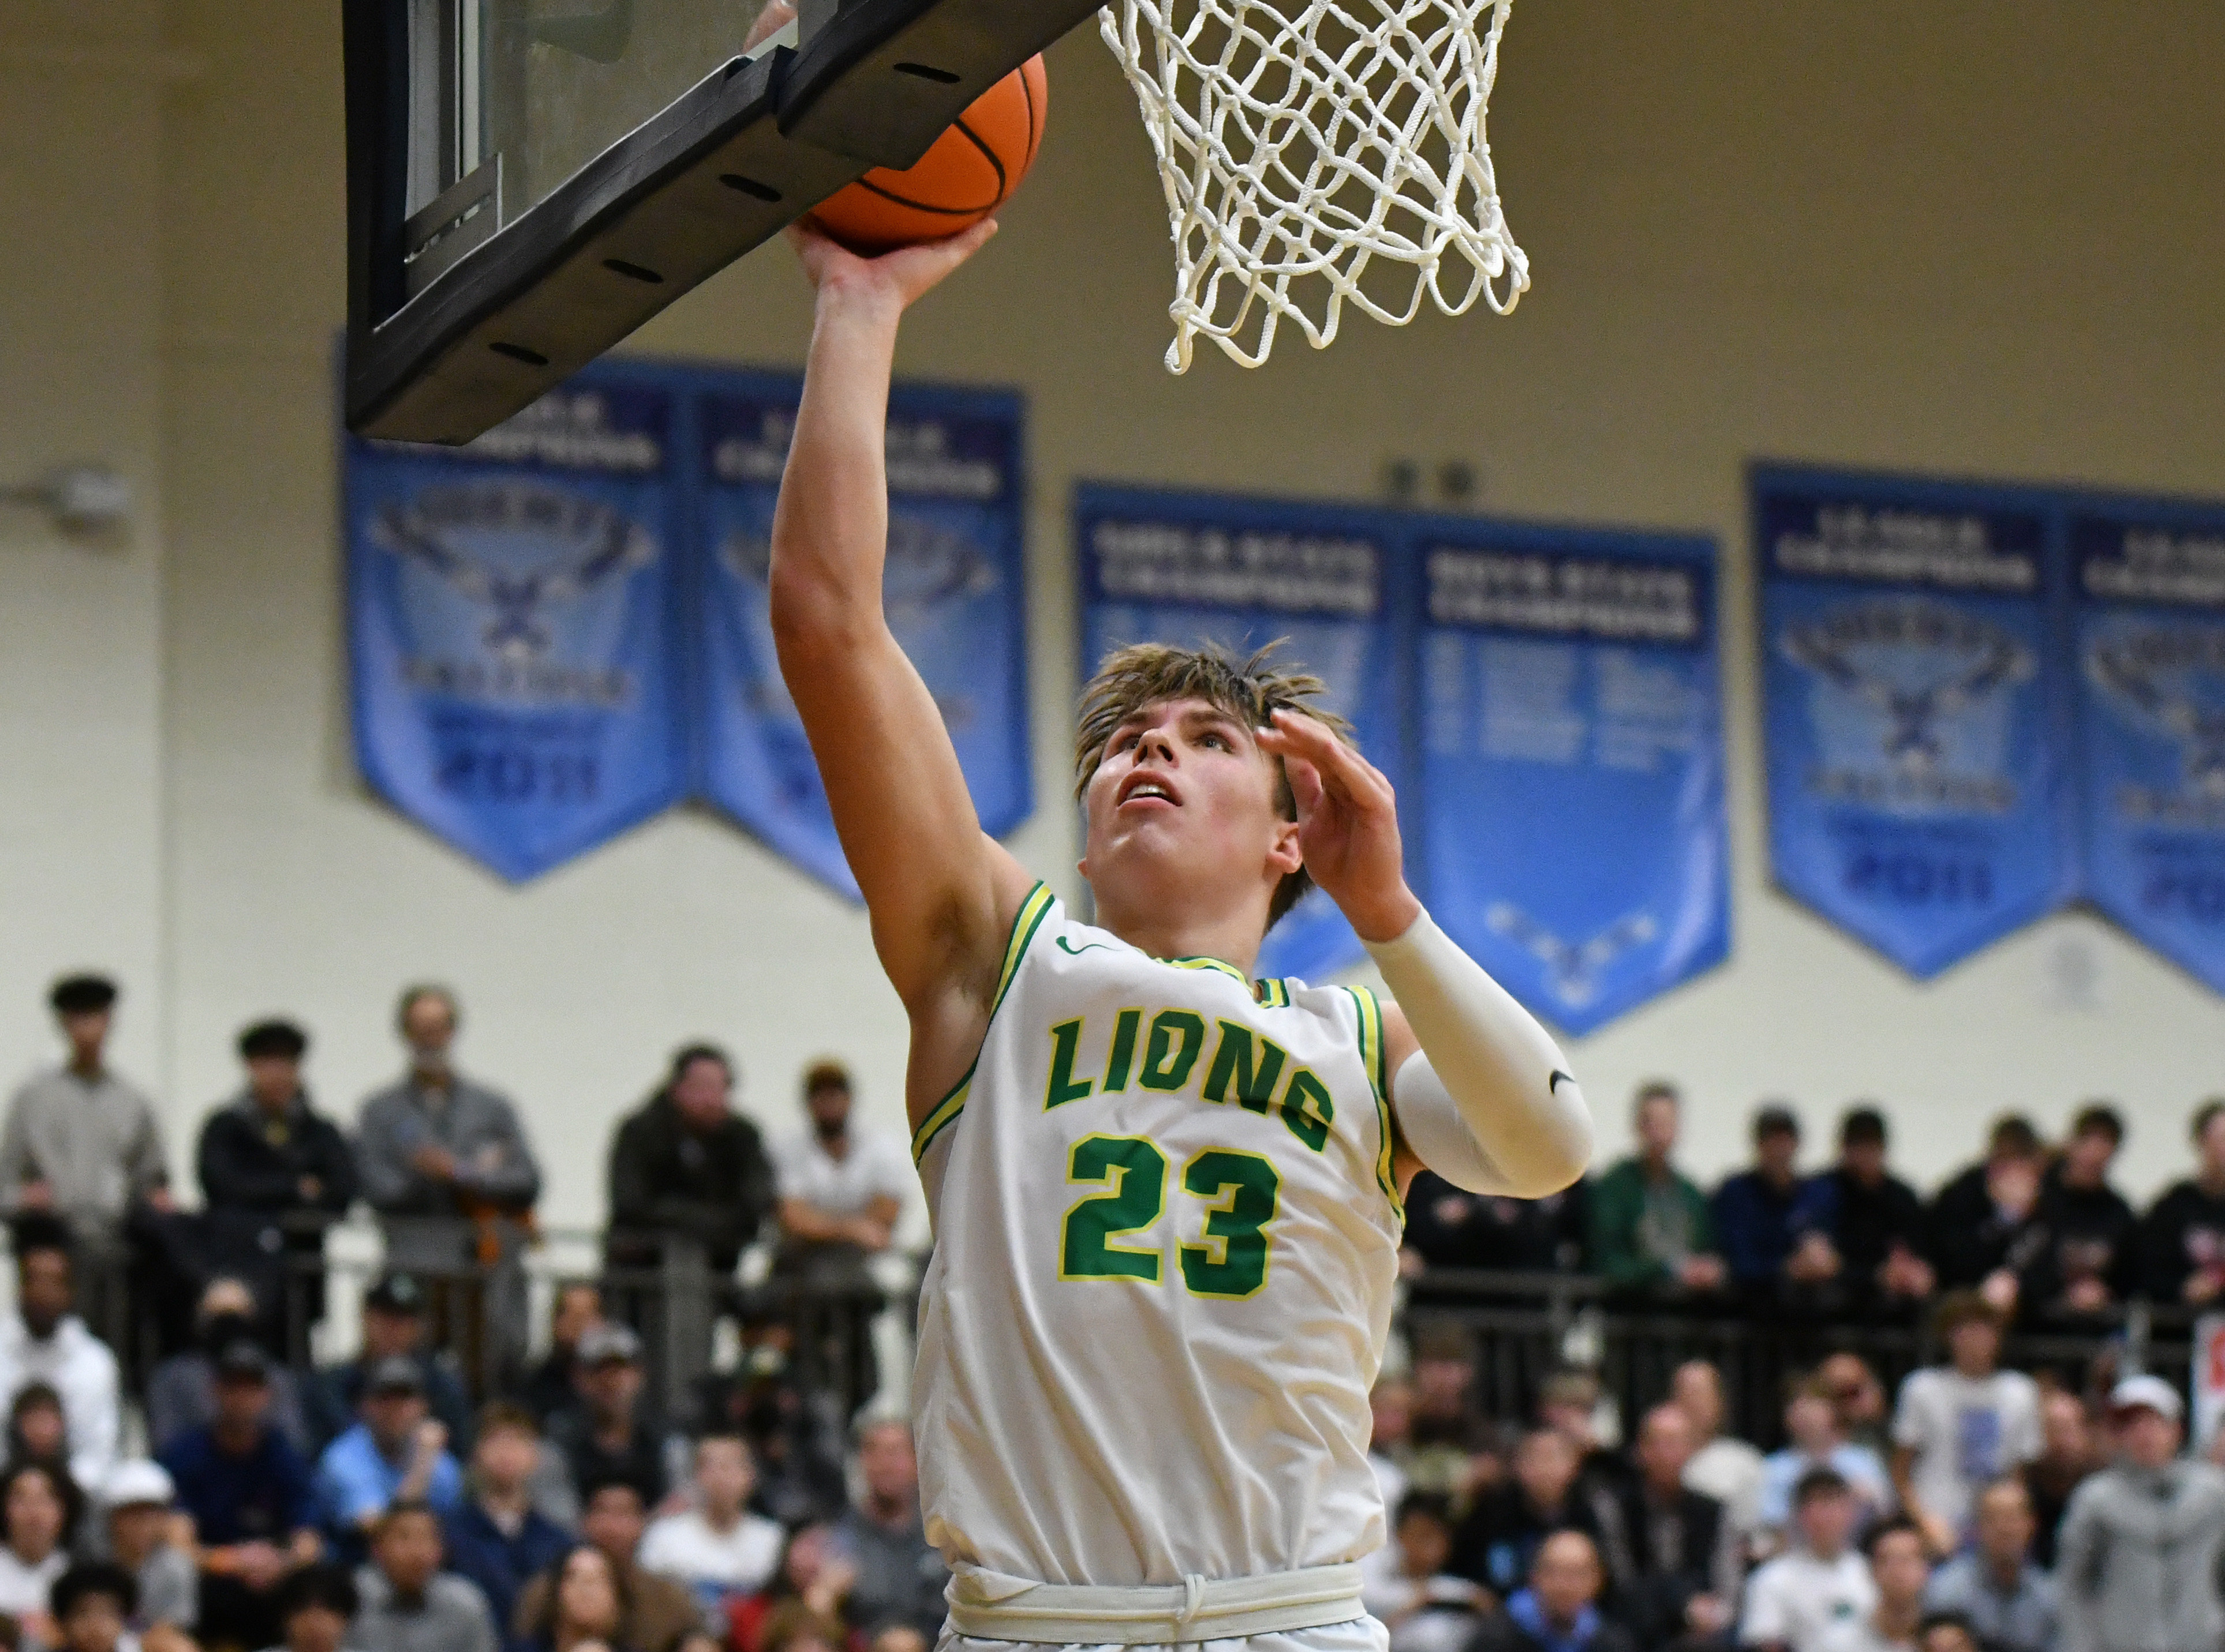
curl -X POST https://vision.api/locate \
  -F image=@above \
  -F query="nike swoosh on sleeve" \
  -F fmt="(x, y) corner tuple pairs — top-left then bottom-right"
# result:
(1056, 937), (1113, 957)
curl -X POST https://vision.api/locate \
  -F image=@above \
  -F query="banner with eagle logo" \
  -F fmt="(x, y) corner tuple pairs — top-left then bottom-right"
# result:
(1753, 465), (2078, 976)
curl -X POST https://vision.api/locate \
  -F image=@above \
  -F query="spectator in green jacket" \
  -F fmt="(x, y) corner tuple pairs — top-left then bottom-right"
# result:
(1588, 1082), (1726, 1299)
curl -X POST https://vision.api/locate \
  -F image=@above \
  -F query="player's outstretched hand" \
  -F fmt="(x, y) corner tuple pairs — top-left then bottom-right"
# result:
(786, 216), (997, 317)
(1254, 708), (1422, 945)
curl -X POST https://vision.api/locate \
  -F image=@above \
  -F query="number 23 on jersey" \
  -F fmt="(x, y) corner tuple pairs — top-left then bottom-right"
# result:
(1060, 1134), (1280, 1300)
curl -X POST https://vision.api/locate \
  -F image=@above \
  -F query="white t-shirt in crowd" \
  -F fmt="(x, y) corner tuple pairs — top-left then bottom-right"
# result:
(638, 1507), (785, 1598)
(1814, 1615), (1917, 1652)
(1890, 1366), (2040, 1537)
(0, 1545), (69, 1642)
(773, 1129), (912, 1219)
(1739, 1546), (1875, 1652)
(1685, 1433), (1766, 1534)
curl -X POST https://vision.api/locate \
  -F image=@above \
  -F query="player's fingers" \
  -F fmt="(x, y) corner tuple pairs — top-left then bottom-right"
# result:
(882, 218), (1000, 304)
(1285, 754), (1325, 820)
(1267, 709), (1390, 812)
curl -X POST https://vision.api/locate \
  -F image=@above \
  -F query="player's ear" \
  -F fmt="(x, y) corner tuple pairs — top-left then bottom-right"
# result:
(1265, 814), (1302, 877)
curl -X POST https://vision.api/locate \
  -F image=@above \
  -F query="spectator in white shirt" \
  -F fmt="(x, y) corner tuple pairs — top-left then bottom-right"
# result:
(0, 1221), (121, 1492)
(0, 1462), (74, 1648)
(1817, 1519), (1931, 1652)
(1890, 1293), (2040, 1556)
(640, 1434), (784, 1614)
(1740, 1467), (1876, 1652)
(1674, 1360), (1765, 1542)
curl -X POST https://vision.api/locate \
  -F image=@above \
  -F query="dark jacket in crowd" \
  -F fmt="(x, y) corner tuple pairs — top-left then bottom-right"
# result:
(1453, 1483), (1603, 1598)
(1588, 1479), (1737, 1649)
(605, 1092), (779, 1274)
(1817, 1165), (1927, 1302)
(443, 1499), (572, 1652)
(1710, 1171), (1831, 1290)
(693, 1363), (850, 1527)
(543, 1399), (679, 1507)
(198, 1092), (358, 1325)
(2141, 1179), (2225, 1305)
(1928, 1167), (2050, 1295)
(2026, 1167), (2140, 1317)
(1404, 1171), (1590, 1279)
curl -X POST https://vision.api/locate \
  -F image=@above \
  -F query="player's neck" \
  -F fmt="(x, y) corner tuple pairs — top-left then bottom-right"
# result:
(1100, 905), (1267, 977)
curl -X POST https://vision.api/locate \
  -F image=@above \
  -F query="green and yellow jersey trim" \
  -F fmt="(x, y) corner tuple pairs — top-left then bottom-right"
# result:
(911, 882), (1056, 1165)
(1343, 985), (1403, 1221)
(1168, 955), (1289, 1009)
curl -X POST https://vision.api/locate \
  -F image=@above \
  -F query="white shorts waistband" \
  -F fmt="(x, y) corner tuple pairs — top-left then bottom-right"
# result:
(944, 1563), (1368, 1645)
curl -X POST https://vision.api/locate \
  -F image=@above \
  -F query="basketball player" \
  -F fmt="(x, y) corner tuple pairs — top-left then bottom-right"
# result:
(769, 217), (1593, 1652)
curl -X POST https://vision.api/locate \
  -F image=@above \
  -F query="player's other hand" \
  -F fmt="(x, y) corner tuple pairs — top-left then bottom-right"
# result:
(1254, 707), (1420, 945)
(786, 216), (997, 319)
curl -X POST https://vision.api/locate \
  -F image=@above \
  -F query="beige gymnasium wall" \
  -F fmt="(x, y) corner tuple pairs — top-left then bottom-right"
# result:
(7, 2), (2225, 1231)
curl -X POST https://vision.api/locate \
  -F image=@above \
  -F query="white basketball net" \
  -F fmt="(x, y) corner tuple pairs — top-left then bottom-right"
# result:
(1101, 0), (1528, 371)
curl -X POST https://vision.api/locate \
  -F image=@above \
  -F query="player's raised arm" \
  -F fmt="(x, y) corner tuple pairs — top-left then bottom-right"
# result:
(1255, 709), (1594, 1198)
(769, 221), (1033, 1040)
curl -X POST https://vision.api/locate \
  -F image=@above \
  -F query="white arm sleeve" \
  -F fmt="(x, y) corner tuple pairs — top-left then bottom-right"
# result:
(1362, 908), (1593, 1198)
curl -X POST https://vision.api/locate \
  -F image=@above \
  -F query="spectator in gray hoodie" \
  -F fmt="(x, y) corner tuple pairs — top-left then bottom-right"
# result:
(2056, 1374), (2225, 1652)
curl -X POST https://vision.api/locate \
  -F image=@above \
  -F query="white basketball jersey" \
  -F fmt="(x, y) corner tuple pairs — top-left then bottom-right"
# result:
(911, 885), (1404, 1589)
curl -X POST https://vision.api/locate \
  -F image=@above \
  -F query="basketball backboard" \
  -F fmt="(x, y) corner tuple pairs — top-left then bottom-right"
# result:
(344, 0), (1100, 445)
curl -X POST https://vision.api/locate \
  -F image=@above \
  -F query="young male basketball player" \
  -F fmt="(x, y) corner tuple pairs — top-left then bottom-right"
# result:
(769, 216), (1593, 1651)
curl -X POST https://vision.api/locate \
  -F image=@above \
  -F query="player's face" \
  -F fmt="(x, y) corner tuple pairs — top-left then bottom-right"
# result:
(1079, 698), (1297, 930)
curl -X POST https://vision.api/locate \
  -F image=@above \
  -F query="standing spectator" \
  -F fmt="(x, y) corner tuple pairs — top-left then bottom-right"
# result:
(0, 977), (171, 1242)
(1455, 1428), (1598, 1597)
(1816, 1519), (1931, 1652)
(1929, 1119), (2048, 1314)
(197, 1020), (357, 1337)
(443, 1403), (571, 1652)
(1591, 1403), (1738, 1650)
(145, 1276), (313, 1454)
(1757, 1378), (1893, 1545)
(543, 1324), (683, 1508)
(2141, 1099), (2225, 1308)
(0, 1222), (119, 1490)
(350, 1499), (498, 1652)
(49, 1562), (139, 1652)
(513, 1284), (603, 1428)
(1672, 1360), (1765, 1544)
(162, 1338), (322, 1650)
(1472, 1530), (1636, 1652)
(1714, 1107), (1838, 1308)
(315, 1358), (464, 1549)
(514, 1477), (699, 1652)
(1738, 1469), (1875, 1652)
(1402, 1173), (1590, 1284)
(1931, 1117), (2041, 1241)
(641, 1434), (783, 1614)
(1817, 1108), (1933, 1318)
(306, 1273), (474, 1453)
(1890, 1294), (2040, 1556)
(0, 1463), (72, 1646)
(1588, 1082), (1726, 1302)
(2024, 1386), (2098, 1569)
(2055, 1376), (2225, 1652)
(607, 1046), (779, 1278)
(268, 1564), (359, 1652)
(834, 1421), (944, 1643)
(355, 985), (542, 1376)
(99, 1462), (196, 1651)
(1921, 1478), (2055, 1652)
(2025, 1104), (2136, 1320)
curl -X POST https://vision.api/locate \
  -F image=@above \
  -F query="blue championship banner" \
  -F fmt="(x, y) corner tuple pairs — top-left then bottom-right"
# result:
(696, 375), (1031, 898)
(1415, 520), (1728, 1034)
(2071, 500), (2225, 992)
(346, 369), (690, 881)
(1073, 486), (1412, 985)
(1754, 466), (2076, 975)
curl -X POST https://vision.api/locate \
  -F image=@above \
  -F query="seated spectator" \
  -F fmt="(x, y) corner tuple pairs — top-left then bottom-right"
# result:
(1815, 1353), (1890, 1459)
(2024, 1385), (2097, 1569)
(836, 1421), (945, 1643)
(350, 1500), (498, 1652)
(1816, 1518), (1929, 1652)
(145, 1278), (312, 1455)
(1737, 1469), (1875, 1652)
(513, 1285), (602, 1429)
(1536, 1371), (1631, 1499)
(6, 1386), (85, 1546)
(727, 1524), (855, 1652)
(1370, 1378), (1415, 1511)
(1592, 1403), (1738, 1649)
(544, 1325), (682, 1509)
(607, 1046), (778, 1279)
(1358, 1494), (1484, 1652)
(1713, 1107), (1838, 1309)
(48, 1563), (136, 1652)
(1818, 1108), (1933, 1317)
(443, 1404), (571, 1652)
(866, 1628), (927, 1652)
(1472, 1530), (1635, 1652)
(761, 1602), (848, 1652)
(522, 1544), (627, 1652)
(306, 1274), (474, 1455)
(2025, 1103), (2136, 1321)
(1456, 1428), (1596, 1598)
(0, 1224), (119, 1492)
(1757, 1378), (1893, 1545)
(99, 1463), (195, 1652)
(2141, 1099), (2225, 1308)
(315, 1358), (463, 1552)
(1671, 1361), (1764, 1543)
(690, 1308), (848, 1530)
(1406, 1336), (1494, 1504)
(198, 1020), (356, 1339)
(0, 1463), (74, 1648)
(1928, 1118), (2047, 1313)
(1912, 1613), (1979, 1652)
(265, 1563), (360, 1652)
(640, 1434), (783, 1614)
(1588, 1082), (1725, 1302)
(515, 1477), (698, 1652)
(162, 1337), (321, 1650)
(1890, 1294), (2039, 1556)
(1402, 1172), (1590, 1284)
(1920, 1478), (2055, 1652)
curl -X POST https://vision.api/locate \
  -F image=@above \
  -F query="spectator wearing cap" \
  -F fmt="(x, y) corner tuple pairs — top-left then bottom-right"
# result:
(544, 1324), (684, 1510)
(607, 1045), (779, 1282)
(354, 986), (542, 1368)
(1928, 1116), (2048, 1312)
(1813, 1107), (1933, 1320)
(1712, 1106), (1838, 1310)
(1890, 1293), (2040, 1557)
(1588, 1082), (1726, 1303)
(2141, 1100), (2225, 1308)
(514, 1475), (699, 1652)
(100, 1461), (196, 1652)
(162, 1334), (322, 1649)
(306, 1273), (474, 1454)
(145, 1276), (313, 1456)
(267, 1561), (360, 1652)
(0, 1220), (119, 1490)
(314, 1357), (463, 1555)
(197, 1020), (357, 1337)
(0, 976), (172, 1243)
(351, 1499), (498, 1652)
(2025, 1104), (2136, 1323)
(2056, 1376), (2225, 1652)
(443, 1403), (572, 1652)
(1738, 1468), (1875, 1652)
(1921, 1477), (2055, 1652)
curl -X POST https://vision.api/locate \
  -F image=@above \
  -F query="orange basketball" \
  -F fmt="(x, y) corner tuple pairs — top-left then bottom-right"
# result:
(809, 56), (1048, 254)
